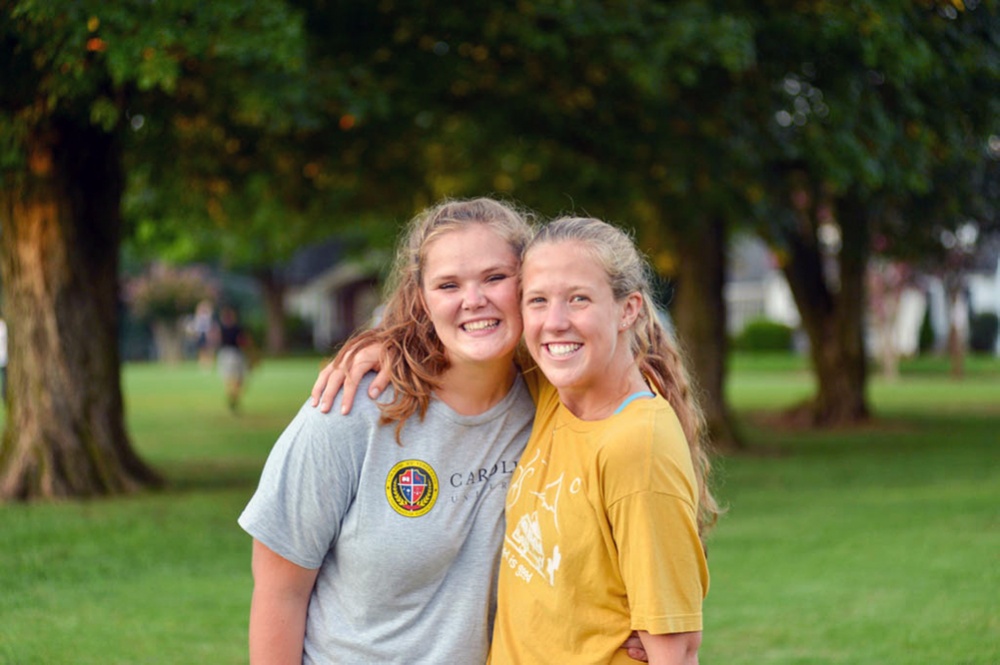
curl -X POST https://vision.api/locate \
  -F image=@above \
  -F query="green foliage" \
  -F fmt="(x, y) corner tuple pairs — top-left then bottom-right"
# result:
(969, 311), (999, 353)
(734, 318), (795, 352)
(120, 0), (434, 272)
(2, 0), (343, 326)
(750, 0), (1000, 255)
(9, 0), (996, 274)
(1, 0), (307, 171)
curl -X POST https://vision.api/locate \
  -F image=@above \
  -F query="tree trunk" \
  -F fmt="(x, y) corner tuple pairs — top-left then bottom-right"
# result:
(670, 217), (743, 452)
(780, 193), (870, 425)
(945, 281), (967, 379)
(0, 120), (162, 500)
(257, 268), (286, 356)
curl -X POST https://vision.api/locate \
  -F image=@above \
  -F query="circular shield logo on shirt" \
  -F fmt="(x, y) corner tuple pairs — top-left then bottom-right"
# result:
(385, 460), (439, 517)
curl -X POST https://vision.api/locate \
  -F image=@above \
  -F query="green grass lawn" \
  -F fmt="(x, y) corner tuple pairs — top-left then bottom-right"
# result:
(1, 354), (998, 664)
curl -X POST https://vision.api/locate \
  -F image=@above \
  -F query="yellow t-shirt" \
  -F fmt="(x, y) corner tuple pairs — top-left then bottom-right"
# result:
(489, 372), (708, 664)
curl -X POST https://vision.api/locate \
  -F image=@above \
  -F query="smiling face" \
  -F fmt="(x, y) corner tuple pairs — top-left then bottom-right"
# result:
(420, 224), (523, 369)
(521, 240), (642, 413)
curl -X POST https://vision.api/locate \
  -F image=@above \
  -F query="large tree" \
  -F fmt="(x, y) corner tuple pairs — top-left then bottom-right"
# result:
(0, 0), (307, 498)
(387, 0), (998, 435)
(748, 0), (999, 424)
(123, 0), (458, 355)
(359, 2), (760, 450)
(283, 0), (996, 438)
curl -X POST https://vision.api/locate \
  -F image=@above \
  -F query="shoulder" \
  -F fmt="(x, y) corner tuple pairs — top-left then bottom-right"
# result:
(322, 373), (395, 422)
(596, 399), (696, 499)
(270, 382), (389, 460)
(600, 398), (687, 458)
(520, 366), (558, 414)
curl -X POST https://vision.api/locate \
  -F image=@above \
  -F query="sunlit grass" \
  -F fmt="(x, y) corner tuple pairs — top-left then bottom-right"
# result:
(0, 354), (997, 664)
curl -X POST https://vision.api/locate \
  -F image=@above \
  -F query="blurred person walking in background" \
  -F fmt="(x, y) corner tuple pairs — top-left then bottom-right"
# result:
(214, 305), (254, 413)
(191, 299), (216, 371)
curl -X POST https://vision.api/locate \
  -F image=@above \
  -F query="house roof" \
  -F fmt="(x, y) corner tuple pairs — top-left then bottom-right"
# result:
(282, 238), (346, 286)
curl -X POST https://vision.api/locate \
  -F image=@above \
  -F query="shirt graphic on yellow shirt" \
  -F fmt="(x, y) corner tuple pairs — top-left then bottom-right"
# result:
(506, 448), (566, 585)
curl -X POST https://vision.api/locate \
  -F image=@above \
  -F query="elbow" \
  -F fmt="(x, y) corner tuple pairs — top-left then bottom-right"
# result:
(680, 632), (701, 665)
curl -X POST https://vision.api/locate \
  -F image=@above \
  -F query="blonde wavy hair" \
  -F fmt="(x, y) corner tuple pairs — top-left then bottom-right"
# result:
(525, 216), (720, 537)
(333, 197), (535, 442)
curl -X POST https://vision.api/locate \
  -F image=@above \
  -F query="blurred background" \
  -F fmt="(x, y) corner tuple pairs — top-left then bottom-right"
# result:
(1, 1), (998, 663)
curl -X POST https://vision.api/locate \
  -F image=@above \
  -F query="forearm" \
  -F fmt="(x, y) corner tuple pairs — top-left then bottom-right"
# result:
(248, 588), (309, 665)
(248, 539), (319, 665)
(637, 630), (701, 665)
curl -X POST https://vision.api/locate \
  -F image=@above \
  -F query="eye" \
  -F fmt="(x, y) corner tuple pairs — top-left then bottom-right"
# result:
(524, 296), (546, 306)
(570, 294), (590, 303)
(486, 273), (508, 283)
(437, 282), (457, 290)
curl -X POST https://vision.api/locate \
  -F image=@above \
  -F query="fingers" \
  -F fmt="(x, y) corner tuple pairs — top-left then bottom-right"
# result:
(623, 631), (647, 662)
(625, 647), (649, 663)
(339, 367), (360, 415)
(310, 343), (387, 415)
(310, 360), (337, 407)
(319, 368), (347, 414)
(340, 355), (381, 413)
(323, 368), (348, 414)
(370, 366), (390, 399)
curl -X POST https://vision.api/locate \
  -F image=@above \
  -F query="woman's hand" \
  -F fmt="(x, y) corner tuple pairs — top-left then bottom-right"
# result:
(624, 631), (649, 661)
(310, 343), (389, 414)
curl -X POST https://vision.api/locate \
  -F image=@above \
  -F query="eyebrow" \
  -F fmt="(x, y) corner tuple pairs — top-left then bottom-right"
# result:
(426, 261), (519, 281)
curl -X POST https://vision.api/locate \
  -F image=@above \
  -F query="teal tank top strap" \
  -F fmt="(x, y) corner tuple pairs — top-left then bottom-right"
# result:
(613, 391), (656, 415)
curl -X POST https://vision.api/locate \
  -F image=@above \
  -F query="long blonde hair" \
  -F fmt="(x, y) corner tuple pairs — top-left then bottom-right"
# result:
(334, 197), (534, 442)
(525, 217), (720, 536)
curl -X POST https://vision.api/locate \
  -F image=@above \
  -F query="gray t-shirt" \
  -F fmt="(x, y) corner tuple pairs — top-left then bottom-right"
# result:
(239, 374), (534, 664)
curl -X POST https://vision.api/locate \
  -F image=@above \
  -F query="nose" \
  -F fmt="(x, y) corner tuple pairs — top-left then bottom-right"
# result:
(462, 283), (486, 309)
(543, 301), (569, 331)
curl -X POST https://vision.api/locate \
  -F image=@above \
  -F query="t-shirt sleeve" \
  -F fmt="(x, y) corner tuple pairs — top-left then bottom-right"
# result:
(238, 400), (367, 569)
(608, 489), (707, 634)
(603, 410), (709, 634)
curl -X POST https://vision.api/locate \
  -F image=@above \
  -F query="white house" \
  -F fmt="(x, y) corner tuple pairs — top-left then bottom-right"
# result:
(725, 234), (1000, 357)
(282, 239), (387, 352)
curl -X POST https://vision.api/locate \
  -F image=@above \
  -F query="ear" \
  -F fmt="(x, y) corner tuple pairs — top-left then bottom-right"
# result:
(619, 292), (643, 330)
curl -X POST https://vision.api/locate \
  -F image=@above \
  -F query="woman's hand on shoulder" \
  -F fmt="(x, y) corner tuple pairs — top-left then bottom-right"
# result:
(310, 343), (389, 414)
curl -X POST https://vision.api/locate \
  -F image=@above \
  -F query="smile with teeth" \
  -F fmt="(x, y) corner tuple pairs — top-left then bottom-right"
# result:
(545, 342), (581, 357)
(462, 319), (499, 332)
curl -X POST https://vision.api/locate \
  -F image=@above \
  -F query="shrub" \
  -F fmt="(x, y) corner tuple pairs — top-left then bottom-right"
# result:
(735, 318), (795, 352)
(918, 305), (936, 354)
(969, 312), (999, 354)
(127, 264), (217, 324)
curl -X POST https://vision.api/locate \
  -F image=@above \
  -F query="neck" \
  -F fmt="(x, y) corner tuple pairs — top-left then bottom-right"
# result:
(435, 357), (518, 416)
(559, 364), (648, 421)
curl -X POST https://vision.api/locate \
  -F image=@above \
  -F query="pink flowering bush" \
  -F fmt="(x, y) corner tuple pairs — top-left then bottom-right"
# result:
(126, 264), (217, 323)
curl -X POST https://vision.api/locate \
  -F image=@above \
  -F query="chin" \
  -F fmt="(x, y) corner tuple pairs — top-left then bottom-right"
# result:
(538, 366), (576, 389)
(470, 343), (517, 363)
